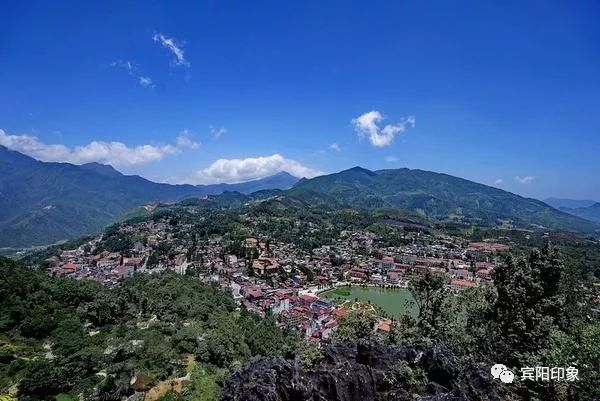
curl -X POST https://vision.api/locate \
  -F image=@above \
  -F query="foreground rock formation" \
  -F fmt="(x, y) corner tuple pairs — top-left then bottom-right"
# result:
(221, 341), (517, 401)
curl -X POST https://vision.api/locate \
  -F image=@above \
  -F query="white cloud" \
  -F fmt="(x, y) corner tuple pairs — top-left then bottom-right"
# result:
(494, 178), (504, 184)
(138, 76), (154, 88)
(176, 130), (200, 149)
(384, 156), (398, 162)
(190, 154), (322, 184)
(515, 175), (535, 184)
(352, 110), (415, 147)
(329, 143), (341, 152)
(111, 60), (154, 88)
(153, 33), (190, 67)
(210, 126), (227, 140)
(110, 59), (136, 75)
(0, 129), (197, 167)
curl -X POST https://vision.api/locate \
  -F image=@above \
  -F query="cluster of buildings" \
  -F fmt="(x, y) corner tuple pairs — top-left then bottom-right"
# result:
(46, 246), (143, 286)
(350, 254), (498, 292)
(41, 211), (511, 340)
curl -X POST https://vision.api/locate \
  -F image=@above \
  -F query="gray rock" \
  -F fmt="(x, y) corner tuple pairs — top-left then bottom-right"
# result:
(221, 341), (517, 401)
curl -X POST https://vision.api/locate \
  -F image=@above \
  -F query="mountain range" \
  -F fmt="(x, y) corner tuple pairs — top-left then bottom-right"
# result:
(543, 198), (600, 223)
(0, 146), (299, 247)
(288, 167), (600, 234)
(2, 146), (599, 248)
(543, 197), (599, 210)
(136, 167), (600, 237)
(558, 204), (600, 223)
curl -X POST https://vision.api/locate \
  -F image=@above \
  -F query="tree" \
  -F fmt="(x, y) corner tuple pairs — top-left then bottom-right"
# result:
(197, 314), (250, 367)
(490, 245), (565, 365)
(437, 285), (495, 360)
(383, 361), (427, 394)
(409, 271), (448, 338)
(300, 343), (324, 370)
(331, 311), (377, 342)
(468, 260), (477, 277)
(82, 290), (123, 326)
(19, 360), (69, 397)
(51, 317), (88, 358)
(19, 306), (56, 339)
(532, 323), (600, 401)
(0, 345), (14, 364)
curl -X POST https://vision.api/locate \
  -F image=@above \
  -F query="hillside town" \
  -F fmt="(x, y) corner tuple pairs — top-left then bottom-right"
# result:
(43, 206), (511, 343)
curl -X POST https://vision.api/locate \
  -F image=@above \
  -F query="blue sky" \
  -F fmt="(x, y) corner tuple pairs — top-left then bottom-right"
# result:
(1, 0), (599, 200)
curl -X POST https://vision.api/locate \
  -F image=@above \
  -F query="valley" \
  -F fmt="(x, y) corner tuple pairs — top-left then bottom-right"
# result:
(3, 190), (599, 400)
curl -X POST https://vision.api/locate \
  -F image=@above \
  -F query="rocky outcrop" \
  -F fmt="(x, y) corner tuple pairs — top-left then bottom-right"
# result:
(221, 341), (517, 401)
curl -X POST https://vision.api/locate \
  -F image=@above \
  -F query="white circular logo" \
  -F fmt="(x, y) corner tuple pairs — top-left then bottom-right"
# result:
(491, 364), (514, 383)
(499, 369), (515, 383)
(491, 364), (507, 379)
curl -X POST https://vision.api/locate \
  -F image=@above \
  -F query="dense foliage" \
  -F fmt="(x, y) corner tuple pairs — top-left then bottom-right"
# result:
(0, 257), (297, 400)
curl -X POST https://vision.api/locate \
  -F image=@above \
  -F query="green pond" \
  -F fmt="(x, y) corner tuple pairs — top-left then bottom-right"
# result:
(323, 286), (417, 318)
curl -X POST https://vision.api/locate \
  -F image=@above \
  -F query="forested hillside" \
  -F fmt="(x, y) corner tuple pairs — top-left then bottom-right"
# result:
(0, 257), (297, 400)
(289, 167), (600, 234)
(0, 146), (298, 247)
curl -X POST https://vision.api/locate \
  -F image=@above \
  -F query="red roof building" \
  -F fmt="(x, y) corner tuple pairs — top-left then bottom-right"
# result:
(451, 279), (475, 290)
(299, 294), (318, 305)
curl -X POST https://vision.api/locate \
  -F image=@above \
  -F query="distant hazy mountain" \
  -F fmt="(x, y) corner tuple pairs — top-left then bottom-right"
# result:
(198, 172), (299, 195)
(544, 197), (598, 210)
(0, 146), (299, 247)
(289, 167), (600, 234)
(555, 203), (600, 223)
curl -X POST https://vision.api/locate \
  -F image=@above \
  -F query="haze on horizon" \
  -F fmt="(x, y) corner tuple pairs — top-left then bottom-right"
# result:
(1, 1), (599, 200)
